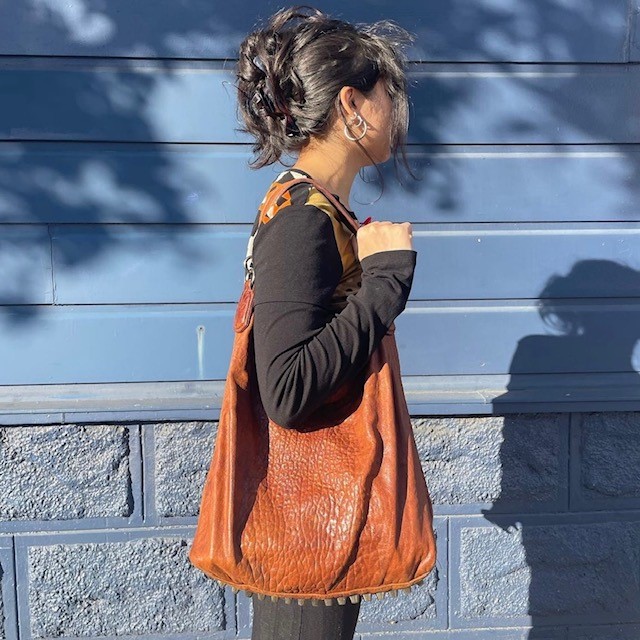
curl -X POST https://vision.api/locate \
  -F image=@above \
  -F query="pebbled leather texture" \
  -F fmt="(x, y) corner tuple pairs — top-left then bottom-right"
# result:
(189, 179), (437, 605)
(233, 280), (254, 333)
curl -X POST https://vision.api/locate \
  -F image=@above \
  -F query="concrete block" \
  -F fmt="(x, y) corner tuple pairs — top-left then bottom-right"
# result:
(0, 424), (132, 521)
(413, 414), (565, 510)
(26, 533), (225, 638)
(154, 421), (217, 518)
(452, 518), (640, 627)
(578, 412), (640, 502)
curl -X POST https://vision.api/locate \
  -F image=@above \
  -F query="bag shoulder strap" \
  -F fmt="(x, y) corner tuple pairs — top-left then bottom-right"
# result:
(259, 177), (359, 234)
(244, 177), (360, 286)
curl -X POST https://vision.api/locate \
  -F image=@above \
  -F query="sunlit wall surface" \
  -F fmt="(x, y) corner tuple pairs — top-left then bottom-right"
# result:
(1, 2), (640, 638)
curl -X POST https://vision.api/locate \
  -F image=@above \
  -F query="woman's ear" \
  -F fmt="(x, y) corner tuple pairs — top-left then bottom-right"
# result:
(338, 86), (359, 120)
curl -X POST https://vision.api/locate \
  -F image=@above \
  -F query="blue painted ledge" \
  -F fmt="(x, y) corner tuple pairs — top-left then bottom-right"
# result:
(1, 372), (640, 425)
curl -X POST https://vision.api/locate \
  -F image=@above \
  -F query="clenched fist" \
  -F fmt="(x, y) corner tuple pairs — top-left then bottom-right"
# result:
(355, 221), (414, 262)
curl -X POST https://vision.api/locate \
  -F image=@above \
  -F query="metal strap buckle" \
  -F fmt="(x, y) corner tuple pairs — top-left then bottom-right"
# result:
(243, 256), (255, 284)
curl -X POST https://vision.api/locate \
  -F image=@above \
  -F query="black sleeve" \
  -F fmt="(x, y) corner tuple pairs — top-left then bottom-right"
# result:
(251, 203), (416, 429)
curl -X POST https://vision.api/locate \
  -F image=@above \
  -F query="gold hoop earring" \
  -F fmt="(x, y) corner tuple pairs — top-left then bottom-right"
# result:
(344, 113), (367, 141)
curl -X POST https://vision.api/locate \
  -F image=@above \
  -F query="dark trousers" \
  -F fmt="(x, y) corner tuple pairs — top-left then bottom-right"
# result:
(251, 596), (361, 640)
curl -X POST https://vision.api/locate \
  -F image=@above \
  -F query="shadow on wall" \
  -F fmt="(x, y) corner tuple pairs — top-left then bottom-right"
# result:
(482, 261), (640, 632)
(1, 0), (639, 317)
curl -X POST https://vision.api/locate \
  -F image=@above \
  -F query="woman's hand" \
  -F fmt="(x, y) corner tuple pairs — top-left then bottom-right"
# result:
(355, 221), (414, 261)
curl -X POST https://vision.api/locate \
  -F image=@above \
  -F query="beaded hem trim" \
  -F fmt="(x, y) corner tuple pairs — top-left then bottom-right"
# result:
(210, 576), (427, 606)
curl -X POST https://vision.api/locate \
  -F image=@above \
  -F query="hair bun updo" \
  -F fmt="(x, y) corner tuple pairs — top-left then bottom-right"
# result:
(235, 4), (415, 173)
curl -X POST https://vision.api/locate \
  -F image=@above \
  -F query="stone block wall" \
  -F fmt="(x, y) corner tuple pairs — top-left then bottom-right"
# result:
(1, 412), (639, 639)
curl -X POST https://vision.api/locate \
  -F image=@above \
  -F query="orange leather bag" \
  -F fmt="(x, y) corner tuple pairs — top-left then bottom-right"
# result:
(188, 177), (437, 606)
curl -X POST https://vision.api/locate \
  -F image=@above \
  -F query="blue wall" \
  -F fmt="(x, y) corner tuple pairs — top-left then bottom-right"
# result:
(2, 3), (640, 640)
(3, 1), (640, 420)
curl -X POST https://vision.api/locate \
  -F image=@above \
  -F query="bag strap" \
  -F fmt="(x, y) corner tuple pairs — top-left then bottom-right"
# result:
(244, 177), (360, 287)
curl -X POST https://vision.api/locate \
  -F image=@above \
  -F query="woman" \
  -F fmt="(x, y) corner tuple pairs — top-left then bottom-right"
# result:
(236, 6), (417, 639)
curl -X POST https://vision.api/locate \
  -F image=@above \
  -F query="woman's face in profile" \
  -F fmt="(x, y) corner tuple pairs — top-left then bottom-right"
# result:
(359, 77), (394, 164)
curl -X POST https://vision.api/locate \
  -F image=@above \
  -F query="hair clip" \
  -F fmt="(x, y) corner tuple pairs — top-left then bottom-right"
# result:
(250, 58), (301, 137)
(252, 55), (267, 74)
(253, 87), (277, 116)
(284, 113), (301, 137)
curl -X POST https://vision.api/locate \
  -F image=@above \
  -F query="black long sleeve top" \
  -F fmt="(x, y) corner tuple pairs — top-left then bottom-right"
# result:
(250, 168), (417, 429)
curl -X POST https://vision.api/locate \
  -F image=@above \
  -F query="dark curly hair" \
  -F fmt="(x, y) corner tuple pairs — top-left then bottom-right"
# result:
(235, 5), (416, 182)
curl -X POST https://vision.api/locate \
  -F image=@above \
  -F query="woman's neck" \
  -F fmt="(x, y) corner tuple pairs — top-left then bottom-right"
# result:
(291, 144), (362, 211)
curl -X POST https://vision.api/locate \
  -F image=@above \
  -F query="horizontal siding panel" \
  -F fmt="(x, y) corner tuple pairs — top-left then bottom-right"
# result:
(2, 60), (640, 144)
(0, 300), (637, 384)
(0, 142), (273, 224)
(633, 1), (640, 61)
(0, 59), (233, 143)
(408, 64), (640, 144)
(51, 225), (247, 303)
(0, 1), (630, 62)
(0, 226), (52, 304)
(3, 143), (640, 224)
(415, 223), (640, 301)
(50, 223), (640, 304)
(0, 304), (234, 385)
(400, 299), (640, 377)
